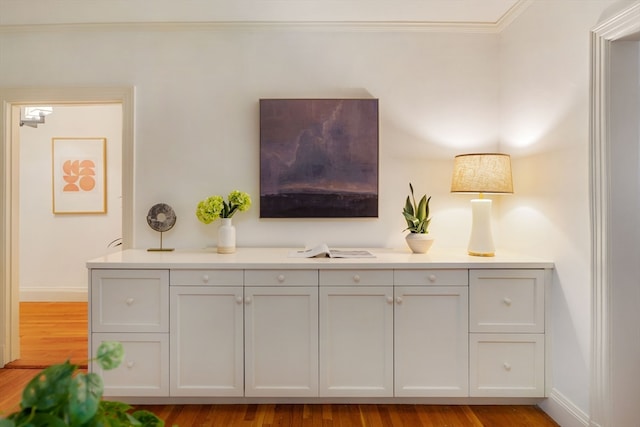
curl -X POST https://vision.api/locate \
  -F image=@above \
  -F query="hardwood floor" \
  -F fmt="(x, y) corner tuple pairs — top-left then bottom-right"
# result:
(4, 301), (88, 368)
(0, 302), (559, 426)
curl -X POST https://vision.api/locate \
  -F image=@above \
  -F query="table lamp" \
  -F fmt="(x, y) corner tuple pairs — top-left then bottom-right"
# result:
(450, 153), (513, 257)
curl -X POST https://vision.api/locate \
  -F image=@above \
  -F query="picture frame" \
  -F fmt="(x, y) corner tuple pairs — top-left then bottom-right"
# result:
(260, 98), (379, 218)
(52, 137), (107, 214)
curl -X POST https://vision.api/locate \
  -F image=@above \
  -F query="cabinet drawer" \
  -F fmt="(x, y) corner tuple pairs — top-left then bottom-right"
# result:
(245, 269), (318, 286)
(320, 269), (393, 286)
(91, 269), (169, 333)
(170, 269), (243, 286)
(394, 269), (468, 286)
(469, 333), (544, 397)
(470, 269), (544, 333)
(92, 333), (169, 397)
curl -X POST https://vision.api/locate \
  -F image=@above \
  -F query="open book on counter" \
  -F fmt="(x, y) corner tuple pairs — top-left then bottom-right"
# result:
(288, 243), (375, 258)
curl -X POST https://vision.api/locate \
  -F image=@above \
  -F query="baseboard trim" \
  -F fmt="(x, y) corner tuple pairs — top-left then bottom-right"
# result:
(540, 388), (589, 427)
(20, 288), (88, 302)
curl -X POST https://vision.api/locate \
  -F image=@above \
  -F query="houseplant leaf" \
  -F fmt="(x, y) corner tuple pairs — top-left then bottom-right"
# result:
(21, 361), (76, 410)
(95, 341), (124, 371)
(131, 410), (165, 426)
(68, 372), (103, 425)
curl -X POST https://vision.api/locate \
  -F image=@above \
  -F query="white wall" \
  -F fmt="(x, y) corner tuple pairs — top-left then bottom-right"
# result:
(19, 105), (122, 300)
(0, 26), (500, 252)
(498, 1), (628, 425)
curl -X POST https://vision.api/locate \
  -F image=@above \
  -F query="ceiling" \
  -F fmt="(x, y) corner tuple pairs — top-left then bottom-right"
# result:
(0, 0), (527, 27)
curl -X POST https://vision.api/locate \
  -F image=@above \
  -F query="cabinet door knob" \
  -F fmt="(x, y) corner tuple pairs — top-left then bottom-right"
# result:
(277, 274), (285, 283)
(386, 296), (394, 304)
(353, 274), (361, 283)
(503, 362), (512, 371)
(245, 296), (252, 305)
(428, 274), (437, 283)
(125, 298), (135, 306)
(127, 361), (135, 369)
(396, 296), (403, 304)
(202, 274), (210, 283)
(503, 297), (512, 306)
(236, 296), (244, 304)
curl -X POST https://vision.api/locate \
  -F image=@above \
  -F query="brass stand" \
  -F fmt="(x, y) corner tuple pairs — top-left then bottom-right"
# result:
(148, 231), (174, 252)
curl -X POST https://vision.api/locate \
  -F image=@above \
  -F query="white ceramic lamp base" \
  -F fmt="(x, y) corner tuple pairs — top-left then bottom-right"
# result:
(468, 198), (495, 257)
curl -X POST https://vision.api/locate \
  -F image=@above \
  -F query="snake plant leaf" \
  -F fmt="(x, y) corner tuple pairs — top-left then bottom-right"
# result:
(404, 196), (414, 216)
(425, 196), (431, 219)
(96, 341), (124, 371)
(68, 372), (103, 425)
(21, 361), (76, 410)
(417, 195), (427, 221)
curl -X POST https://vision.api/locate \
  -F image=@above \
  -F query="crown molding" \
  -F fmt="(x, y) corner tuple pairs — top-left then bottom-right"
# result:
(0, 20), (507, 34)
(0, 0), (533, 35)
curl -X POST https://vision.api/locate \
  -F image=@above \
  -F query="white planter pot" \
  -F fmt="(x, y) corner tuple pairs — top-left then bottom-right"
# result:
(405, 233), (434, 254)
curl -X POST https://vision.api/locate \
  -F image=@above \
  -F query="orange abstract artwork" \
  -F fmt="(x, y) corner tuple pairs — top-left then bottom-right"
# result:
(62, 159), (96, 192)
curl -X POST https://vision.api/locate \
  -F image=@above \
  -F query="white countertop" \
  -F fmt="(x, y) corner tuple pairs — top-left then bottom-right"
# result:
(87, 247), (554, 270)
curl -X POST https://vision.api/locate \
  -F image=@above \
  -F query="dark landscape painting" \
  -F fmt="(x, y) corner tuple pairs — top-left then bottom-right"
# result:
(260, 99), (379, 218)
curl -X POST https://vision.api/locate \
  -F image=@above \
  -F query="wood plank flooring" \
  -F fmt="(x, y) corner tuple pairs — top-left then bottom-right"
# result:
(0, 302), (560, 426)
(4, 301), (88, 368)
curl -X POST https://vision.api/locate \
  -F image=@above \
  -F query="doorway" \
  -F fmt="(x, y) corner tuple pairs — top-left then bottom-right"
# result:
(590, 4), (640, 426)
(0, 87), (134, 367)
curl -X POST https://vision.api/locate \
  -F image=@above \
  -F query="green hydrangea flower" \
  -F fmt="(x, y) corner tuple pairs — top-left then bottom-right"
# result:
(228, 190), (252, 212)
(196, 191), (251, 224)
(196, 195), (224, 224)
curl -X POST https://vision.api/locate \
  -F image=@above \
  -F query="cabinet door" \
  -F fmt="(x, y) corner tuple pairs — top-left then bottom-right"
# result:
(92, 333), (169, 397)
(394, 286), (469, 397)
(170, 286), (244, 396)
(244, 286), (319, 397)
(91, 269), (169, 333)
(319, 286), (394, 397)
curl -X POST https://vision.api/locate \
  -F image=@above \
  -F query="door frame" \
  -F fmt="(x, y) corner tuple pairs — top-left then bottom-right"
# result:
(590, 4), (640, 426)
(0, 87), (134, 366)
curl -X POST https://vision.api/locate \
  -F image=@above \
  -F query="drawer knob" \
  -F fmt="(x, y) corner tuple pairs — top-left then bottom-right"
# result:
(236, 296), (243, 304)
(386, 296), (394, 304)
(428, 274), (437, 282)
(503, 362), (511, 371)
(125, 298), (135, 306)
(202, 275), (210, 283)
(277, 274), (285, 283)
(503, 297), (513, 306)
(353, 274), (361, 283)
(127, 361), (135, 369)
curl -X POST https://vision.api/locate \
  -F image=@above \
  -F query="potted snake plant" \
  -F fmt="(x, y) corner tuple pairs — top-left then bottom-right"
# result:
(402, 183), (434, 253)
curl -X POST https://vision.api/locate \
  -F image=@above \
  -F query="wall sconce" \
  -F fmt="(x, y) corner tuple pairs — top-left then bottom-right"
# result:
(20, 106), (53, 128)
(450, 153), (513, 257)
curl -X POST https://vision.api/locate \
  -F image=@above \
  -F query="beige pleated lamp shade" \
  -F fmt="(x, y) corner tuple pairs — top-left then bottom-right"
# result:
(450, 153), (514, 194)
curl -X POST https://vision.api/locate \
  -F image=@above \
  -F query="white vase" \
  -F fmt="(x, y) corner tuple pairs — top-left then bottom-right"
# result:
(217, 218), (236, 254)
(405, 233), (434, 254)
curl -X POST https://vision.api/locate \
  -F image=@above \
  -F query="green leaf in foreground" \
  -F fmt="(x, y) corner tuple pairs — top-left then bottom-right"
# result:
(68, 372), (103, 425)
(21, 361), (76, 410)
(96, 341), (124, 370)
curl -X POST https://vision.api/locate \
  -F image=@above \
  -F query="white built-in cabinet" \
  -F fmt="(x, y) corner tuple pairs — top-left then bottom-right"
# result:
(87, 249), (551, 402)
